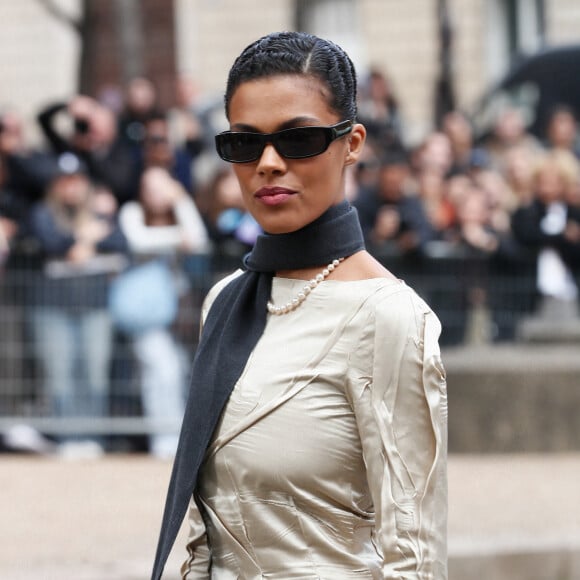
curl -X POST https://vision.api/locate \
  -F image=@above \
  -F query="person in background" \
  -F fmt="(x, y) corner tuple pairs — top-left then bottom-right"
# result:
(501, 145), (538, 209)
(453, 183), (502, 255)
(543, 104), (580, 158)
(197, 164), (261, 256)
(117, 76), (161, 154)
(483, 106), (542, 173)
(441, 109), (476, 176)
(27, 153), (127, 457)
(355, 148), (435, 254)
(168, 73), (207, 159)
(473, 168), (514, 235)
(416, 167), (456, 239)
(140, 112), (197, 195)
(118, 166), (209, 458)
(37, 95), (140, 205)
(413, 130), (454, 178)
(512, 152), (580, 303)
(357, 67), (405, 155)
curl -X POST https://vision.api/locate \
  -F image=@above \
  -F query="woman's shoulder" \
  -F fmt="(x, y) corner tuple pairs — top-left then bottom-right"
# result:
(360, 277), (425, 315)
(334, 252), (426, 318)
(201, 269), (244, 321)
(352, 278), (439, 343)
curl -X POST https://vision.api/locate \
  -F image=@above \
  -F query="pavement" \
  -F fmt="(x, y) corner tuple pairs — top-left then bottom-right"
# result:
(1, 453), (580, 580)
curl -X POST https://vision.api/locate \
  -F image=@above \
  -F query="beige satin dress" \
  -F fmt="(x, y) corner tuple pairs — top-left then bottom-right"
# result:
(181, 275), (448, 579)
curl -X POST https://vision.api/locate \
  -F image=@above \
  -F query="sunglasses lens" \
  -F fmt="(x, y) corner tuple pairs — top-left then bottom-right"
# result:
(217, 133), (264, 163)
(277, 128), (327, 158)
(216, 122), (350, 163)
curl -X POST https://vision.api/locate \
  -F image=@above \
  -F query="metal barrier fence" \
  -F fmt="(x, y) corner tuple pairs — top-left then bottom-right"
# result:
(0, 244), (541, 444)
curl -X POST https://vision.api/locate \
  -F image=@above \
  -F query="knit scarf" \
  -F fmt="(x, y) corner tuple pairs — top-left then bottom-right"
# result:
(151, 200), (365, 579)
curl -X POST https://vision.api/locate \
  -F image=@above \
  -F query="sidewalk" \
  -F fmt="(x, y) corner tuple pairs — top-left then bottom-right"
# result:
(1, 453), (580, 579)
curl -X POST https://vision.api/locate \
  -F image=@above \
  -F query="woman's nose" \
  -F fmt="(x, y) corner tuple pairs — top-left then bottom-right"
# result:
(256, 142), (287, 174)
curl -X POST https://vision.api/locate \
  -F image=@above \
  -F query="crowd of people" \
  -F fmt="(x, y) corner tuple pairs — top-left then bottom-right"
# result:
(1, 69), (580, 455)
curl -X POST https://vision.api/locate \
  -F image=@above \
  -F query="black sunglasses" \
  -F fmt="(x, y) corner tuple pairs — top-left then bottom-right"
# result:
(215, 120), (353, 163)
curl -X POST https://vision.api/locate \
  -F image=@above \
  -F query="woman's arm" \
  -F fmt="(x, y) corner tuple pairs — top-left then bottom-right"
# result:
(118, 201), (182, 254)
(350, 289), (448, 579)
(119, 199), (210, 254)
(37, 102), (70, 154)
(174, 196), (210, 253)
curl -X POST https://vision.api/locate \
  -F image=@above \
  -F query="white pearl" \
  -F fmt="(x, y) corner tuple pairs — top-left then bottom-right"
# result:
(267, 257), (344, 316)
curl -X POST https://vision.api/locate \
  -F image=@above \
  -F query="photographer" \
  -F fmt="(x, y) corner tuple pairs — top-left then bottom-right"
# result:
(37, 95), (140, 205)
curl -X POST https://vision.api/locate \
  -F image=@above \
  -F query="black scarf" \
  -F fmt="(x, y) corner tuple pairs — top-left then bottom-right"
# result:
(151, 200), (365, 579)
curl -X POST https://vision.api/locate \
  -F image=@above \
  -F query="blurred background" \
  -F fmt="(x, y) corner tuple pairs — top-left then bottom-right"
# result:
(1, 1), (580, 579)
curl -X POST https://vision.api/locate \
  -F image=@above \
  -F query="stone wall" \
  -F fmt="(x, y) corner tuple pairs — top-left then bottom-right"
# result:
(445, 344), (580, 453)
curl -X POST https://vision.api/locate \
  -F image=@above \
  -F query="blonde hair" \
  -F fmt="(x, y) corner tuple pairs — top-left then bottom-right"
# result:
(45, 174), (93, 234)
(532, 150), (580, 190)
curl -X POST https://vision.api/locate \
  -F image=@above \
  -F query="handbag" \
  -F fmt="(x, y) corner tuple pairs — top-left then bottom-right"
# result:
(108, 259), (178, 335)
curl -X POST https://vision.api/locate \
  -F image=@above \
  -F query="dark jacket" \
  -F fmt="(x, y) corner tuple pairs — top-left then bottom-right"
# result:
(37, 103), (140, 205)
(354, 186), (435, 252)
(511, 199), (580, 269)
(27, 202), (128, 309)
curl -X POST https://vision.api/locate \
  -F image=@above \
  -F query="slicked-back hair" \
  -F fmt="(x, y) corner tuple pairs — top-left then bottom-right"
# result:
(224, 31), (358, 122)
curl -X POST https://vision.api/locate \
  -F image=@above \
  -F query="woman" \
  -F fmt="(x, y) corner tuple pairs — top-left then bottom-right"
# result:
(153, 32), (447, 579)
(118, 166), (209, 458)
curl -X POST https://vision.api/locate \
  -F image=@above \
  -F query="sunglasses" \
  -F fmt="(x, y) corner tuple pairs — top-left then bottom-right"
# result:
(215, 120), (352, 163)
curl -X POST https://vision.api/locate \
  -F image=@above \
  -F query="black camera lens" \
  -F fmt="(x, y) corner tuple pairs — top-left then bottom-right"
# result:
(74, 118), (90, 134)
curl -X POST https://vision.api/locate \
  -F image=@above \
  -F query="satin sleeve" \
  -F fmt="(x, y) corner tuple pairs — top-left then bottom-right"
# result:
(348, 289), (448, 579)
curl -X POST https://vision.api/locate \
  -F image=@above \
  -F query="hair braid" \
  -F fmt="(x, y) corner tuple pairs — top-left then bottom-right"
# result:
(224, 31), (358, 122)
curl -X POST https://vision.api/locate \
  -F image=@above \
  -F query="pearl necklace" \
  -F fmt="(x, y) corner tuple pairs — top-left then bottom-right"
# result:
(267, 258), (344, 315)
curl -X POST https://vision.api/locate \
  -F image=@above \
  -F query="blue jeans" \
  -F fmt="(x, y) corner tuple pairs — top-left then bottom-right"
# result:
(31, 307), (113, 424)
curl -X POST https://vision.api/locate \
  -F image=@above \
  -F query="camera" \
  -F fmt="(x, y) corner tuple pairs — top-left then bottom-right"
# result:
(74, 118), (90, 134)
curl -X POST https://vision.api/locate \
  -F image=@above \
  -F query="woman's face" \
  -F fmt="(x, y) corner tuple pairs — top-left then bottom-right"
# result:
(140, 169), (175, 215)
(548, 111), (577, 148)
(227, 74), (365, 234)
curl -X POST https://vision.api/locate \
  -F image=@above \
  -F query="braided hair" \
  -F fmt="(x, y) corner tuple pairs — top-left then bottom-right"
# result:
(224, 31), (358, 122)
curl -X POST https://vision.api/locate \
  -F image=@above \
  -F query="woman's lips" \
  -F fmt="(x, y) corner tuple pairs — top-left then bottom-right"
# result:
(254, 186), (296, 206)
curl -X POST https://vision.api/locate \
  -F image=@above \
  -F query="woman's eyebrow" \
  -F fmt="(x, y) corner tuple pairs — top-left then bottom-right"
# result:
(229, 116), (322, 133)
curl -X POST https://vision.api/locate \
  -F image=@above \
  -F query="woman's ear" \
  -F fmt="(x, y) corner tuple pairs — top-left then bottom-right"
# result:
(345, 123), (367, 167)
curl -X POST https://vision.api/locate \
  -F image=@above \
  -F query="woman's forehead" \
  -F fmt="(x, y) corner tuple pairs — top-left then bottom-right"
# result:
(228, 74), (334, 129)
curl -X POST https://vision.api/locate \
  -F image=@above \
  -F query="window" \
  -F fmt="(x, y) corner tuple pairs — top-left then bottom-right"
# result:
(486, 0), (545, 82)
(295, 0), (363, 70)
